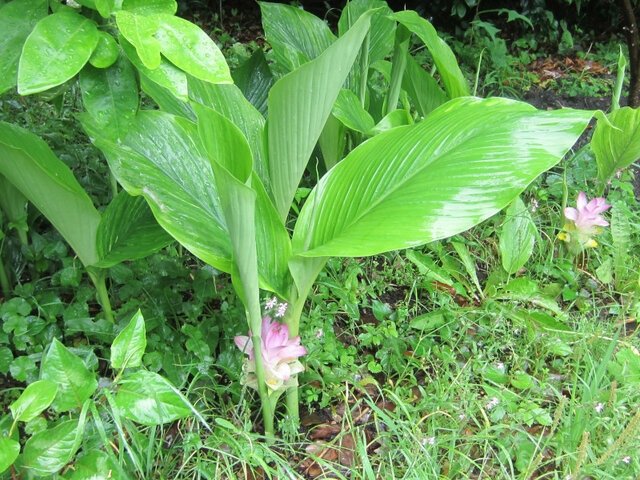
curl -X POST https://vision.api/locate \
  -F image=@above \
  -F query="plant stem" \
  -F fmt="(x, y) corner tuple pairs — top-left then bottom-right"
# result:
(0, 256), (10, 299)
(109, 171), (118, 198)
(387, 24), (410, 115)
(87, 268), (114, 323)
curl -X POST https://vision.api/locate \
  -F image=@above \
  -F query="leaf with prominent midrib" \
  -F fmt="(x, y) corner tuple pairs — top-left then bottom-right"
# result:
(293, 97), (592, 257)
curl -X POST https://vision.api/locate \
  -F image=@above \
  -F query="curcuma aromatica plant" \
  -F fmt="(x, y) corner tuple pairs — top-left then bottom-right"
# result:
(0, 0), (593, 437)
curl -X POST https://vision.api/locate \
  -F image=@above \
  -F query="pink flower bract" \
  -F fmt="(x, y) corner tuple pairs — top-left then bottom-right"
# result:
(562, 192), (611, 246)
(234, 316), (307, 391)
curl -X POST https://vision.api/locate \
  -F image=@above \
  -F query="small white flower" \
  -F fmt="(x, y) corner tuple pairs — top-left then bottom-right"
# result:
(315, 328), (324, 339)
(265, 297), (277, 310)
(486, 397), (500, 410)
(531, 198), (539, 212)
(275, 302), (288, 318)
(494, 362), (505, 372)
(594, 402), (604, 413)
(421, 436), (436, 446)
(514, 328), (520, 335)
(458, 413), (466, 420)
(622, 456), (631, 464)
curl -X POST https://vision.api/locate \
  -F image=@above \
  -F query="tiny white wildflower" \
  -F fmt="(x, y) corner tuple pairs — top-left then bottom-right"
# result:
(458, 412), (466, 420)
(315, 328), (324, 339)
(622, 456), (631, 464)
(421, 436), (436, 446)
(531, 198), (539, 212)
(494, 362), (505, 372)
(486, 397), (500, 410)
(594, 402), (604, 413)
(265, 297), (277, 310)
(275, 302), (288, 318)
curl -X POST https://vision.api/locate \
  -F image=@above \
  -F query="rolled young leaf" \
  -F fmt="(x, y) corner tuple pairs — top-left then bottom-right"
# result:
(292, 97), (592, 257)
(18, 10), (100, 95)
(0, 122), (101, 267)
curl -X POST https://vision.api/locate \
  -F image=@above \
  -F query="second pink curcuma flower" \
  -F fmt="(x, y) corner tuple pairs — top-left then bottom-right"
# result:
(235, 316), (307, 391)
(560, 191), (611, 249)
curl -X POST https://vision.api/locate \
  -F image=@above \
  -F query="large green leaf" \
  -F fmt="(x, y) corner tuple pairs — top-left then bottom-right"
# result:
(0, 122), (101, 266)
(18, 11), (99, 95)
(292, 97), (592, 257)
(0, 437), (20, 474)
(188, 77), (270, 198)
(122, 0), (177, 15)
(403, 54), (448, 117)
(9, 380), (58, 423)
(0, 174), (28, 238)
(591, 107), (640, 188)
(232, 49), (274, 118)
(87, 110), (233, 272)
(140, 73), (196, 121)
(94, 190), (173, 268)
(499, 196), (537, 275)
(154, 14), (231, 84)
(111, 309), (146, 369)
(338, 0), (394, 64)
(393, 10), (469, 99)
(268, 10), (374, 220)
(0, 0), (48, 95)
(23, 418), (83, 475)
(120, 34), (188, 101)
(79, 54), (138, 141)
(333, 89), (375, 134)
(40, 338), (98, 412)
(68, 450), (121, 480)
(115, 370), (192, 425)
(116, 10), (162, 69)
(193, 103), (291, 296)
(260, 1), (336, 70)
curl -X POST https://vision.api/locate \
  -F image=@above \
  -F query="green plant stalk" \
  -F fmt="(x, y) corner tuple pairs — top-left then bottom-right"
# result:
(358, 31), (370, 108)
(251, 332), (274, 437)
(109, 170), (118, 199)
(612, 45), (627, 111)
(87, 268), (114, 323)
(387, 24), (410, 115)
(0, 256), (10, 298)
(282, 288), (307, 426)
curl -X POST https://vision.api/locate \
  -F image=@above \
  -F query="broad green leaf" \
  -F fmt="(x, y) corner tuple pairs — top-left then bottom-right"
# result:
(23, 419), (82, 475)
(0, 0), (48, 95)
(10, 380), (58, 422)
(111, 309), (146, 369)
(79, 54), (138, 141)
(293, 97), (592, 257)
(499, 196), (536, 274)
(403, 54), (448, 117)
(116, 10), (161, 69)
(232, 49), (274, 117)
(333, 89), (375, 134)
(268, 10), (374, 220)
(393, 10), (469, 98)
(188, 77), (270, 197)
(193, 103), (291, 295)
(369, 109), (412, 136)
(69, 450), (121, 480)
(120, 35), (188, 101)
(88, 31), (119, 68)
(338, 0), (394, 65)
(260, 1), (336, 70)
(0, 438), (20, 474)
(140, 73), (196, 121)
(40, 338), (98, 412)
(115, 370), (192, 425)
(95, 0), (115, 18)
(94, 190), (172, 268)
(0, 122), (100, 266)
(87, 110), (233, 272)
(18, 11), (99, 95)
(154, 14), (231, 84)
(591, 107), (640, 188)
(122, 0), (177, 15)
(611, 201), (631, 287)
(451, 240), (483, 295)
